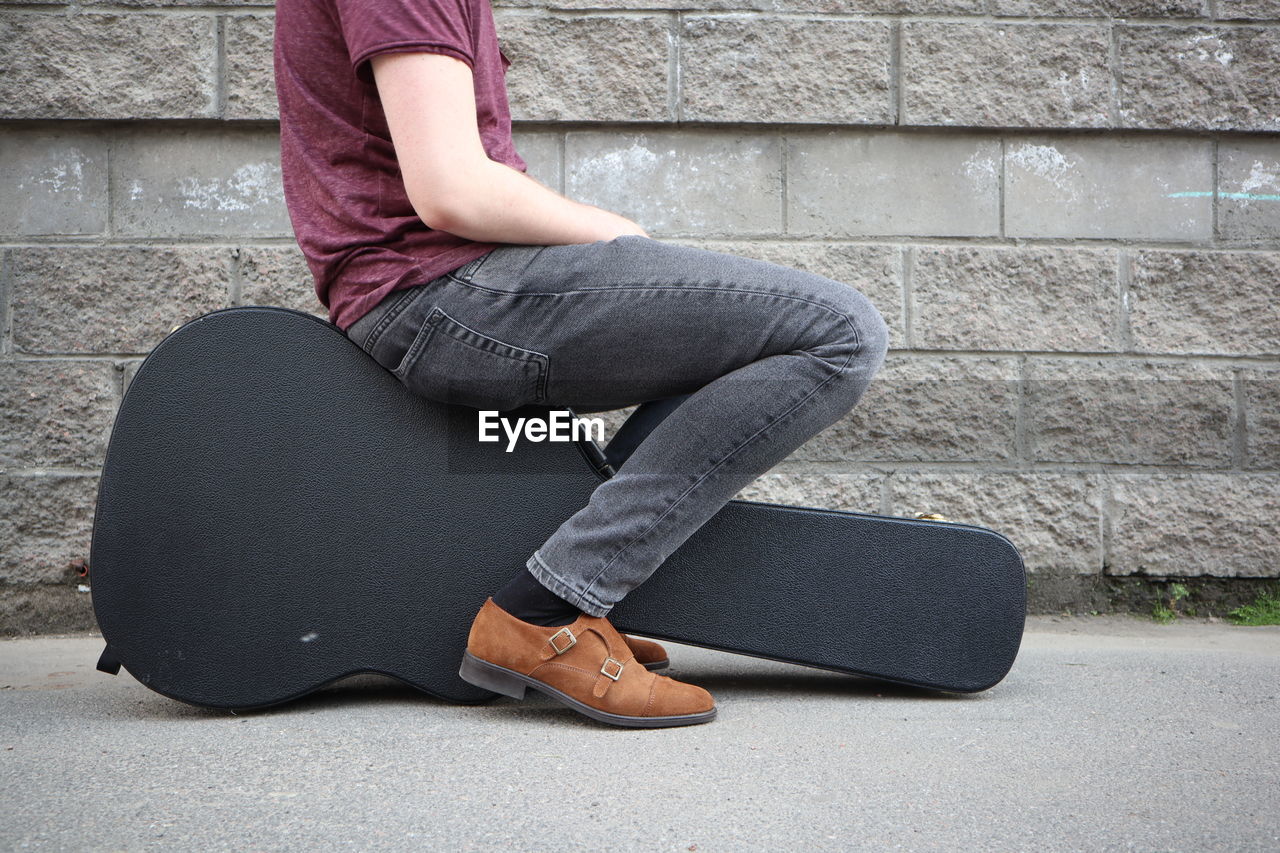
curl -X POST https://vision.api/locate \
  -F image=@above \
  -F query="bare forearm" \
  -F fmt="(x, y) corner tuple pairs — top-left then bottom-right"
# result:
(423, 160), (647, 245)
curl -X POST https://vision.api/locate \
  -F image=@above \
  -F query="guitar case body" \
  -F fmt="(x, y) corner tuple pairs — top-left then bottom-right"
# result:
(89, 307), (1026, 709)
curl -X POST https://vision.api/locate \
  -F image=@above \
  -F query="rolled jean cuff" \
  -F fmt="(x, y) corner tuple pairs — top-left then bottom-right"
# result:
(525, 550), (611, 617)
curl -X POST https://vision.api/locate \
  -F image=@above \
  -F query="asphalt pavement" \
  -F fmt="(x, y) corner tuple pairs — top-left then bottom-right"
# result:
(2, 616), (1277, 851)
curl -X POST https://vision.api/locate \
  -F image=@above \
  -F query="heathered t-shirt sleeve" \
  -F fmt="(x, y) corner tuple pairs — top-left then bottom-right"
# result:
(335, 0), (477, 81)
(276, 0), (524, 331)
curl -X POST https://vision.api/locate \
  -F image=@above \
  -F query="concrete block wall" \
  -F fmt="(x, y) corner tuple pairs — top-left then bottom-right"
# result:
(1, 0), (1278, 631)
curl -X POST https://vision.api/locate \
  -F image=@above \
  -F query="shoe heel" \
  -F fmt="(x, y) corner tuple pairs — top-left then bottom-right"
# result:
(459, 652), (527, 700)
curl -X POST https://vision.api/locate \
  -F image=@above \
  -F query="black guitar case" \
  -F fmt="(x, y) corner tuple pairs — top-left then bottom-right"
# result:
(89, 307), (1026, 709)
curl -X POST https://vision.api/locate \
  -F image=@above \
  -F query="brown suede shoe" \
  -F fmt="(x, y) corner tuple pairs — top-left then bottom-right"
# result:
(623, 634), (669, 671)
(459, 598), (715, 728)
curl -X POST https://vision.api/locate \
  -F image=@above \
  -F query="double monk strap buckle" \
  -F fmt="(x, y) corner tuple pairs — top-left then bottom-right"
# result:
(548, 627), (577, 655)
(600, 657), (624, 681)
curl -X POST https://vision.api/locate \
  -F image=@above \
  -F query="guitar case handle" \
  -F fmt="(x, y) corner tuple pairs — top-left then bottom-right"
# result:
(96, 643), (121, 676)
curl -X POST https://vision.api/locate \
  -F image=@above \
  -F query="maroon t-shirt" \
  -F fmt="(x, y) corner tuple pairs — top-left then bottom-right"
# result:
(274, 0), (527, 331)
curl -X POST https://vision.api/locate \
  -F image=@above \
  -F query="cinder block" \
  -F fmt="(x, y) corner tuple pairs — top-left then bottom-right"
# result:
(1025, 357), (1234, 467)
(888, 469), (1103, 575)
(9, 247), (233, 355)
(901, 23), (1110, 128)
(1117, 26), (1280, 132)
(1005, 136), (1213, 240)
(496, 12), (671, 122)
(1217, 0), (1280, 19)
(734, 469), (884, 514)
(992, 0), (1204, 13)
(511, 131), (562, 191)
(0, 128), (108, 236)
(787, 131), (1000, 237)
(499, 0), (982, 10)
(1242, 363), (1280, 469)
(1, 261), (8, 355)
(0, 13), (216, 119)
(112, 128), (290, 238)
(0, 584), (96, 635)
(82, 0), (262, 4)
(121, 358), (146, 396)
(797, 354), (1020, 463)
(0, 360), (116, 469)
(684, 240), (904, 347)
(681, 16), (891, 124)
(912, 245), (1120, 352)
(1128, 250), (1280, 356)
(0, 474), (98, 585)
(1218, 138), (1280, 243)
(224, 14), (277, 120)
(565, 131), (782, 235)
(782, 0), (983, 9)
(1108, 472), (1280, 577)
(237, 246), (326, 319)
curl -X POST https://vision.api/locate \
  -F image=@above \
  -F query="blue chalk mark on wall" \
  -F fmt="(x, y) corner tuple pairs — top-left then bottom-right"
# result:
(1167, 191), (1280, 201)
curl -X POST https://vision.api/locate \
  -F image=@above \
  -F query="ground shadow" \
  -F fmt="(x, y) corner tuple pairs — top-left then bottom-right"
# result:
(666, 667), (975, 701)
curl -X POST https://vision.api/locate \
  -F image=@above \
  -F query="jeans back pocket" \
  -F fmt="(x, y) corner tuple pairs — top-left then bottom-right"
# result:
(392, 307), (548, 411)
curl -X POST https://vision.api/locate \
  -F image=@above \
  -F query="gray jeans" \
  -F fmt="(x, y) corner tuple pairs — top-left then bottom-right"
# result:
(345, 235), (890, 616)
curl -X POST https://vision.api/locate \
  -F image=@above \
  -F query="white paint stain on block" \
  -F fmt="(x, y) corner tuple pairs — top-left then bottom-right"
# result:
(1240, 159), (1280, 199)
(572, 141), (660, 201)
(177, 161), (278, 212)
(1007, 143), (1081, 203)
(32, 155), (86, 197)
(962, 150), (998, 184)
(1179, 33), (1234, 67)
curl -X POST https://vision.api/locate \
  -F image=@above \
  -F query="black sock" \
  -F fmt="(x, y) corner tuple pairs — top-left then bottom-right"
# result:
(492, 569), (582, 627)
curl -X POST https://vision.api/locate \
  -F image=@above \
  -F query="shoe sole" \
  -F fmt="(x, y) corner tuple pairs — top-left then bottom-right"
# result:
(642, 659), (669, 672)
(459, 651), (716, 729)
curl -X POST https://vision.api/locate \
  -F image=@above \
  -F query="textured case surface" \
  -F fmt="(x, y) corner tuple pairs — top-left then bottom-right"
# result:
(90, 307), (1026, 709)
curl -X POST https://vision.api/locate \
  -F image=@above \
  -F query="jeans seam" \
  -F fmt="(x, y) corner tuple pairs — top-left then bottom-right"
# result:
(446, 276), (868, 330)
(448, 279), (865, 400)
(392, 306), (443, 381)
(444, 282), (865, 409)
(575, 320), (862, 605)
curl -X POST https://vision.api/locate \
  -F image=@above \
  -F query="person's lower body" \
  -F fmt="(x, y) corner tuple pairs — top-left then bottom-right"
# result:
(344, 234), (890, 725)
